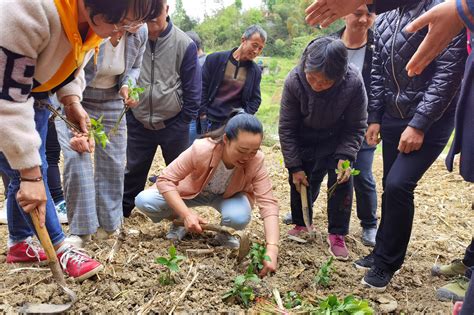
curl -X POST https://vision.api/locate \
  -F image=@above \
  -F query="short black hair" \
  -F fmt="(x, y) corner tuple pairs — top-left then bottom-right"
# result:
(303, 37), (348, 82)
(84, 0), (164, 24)
(186, 31), (203, 51)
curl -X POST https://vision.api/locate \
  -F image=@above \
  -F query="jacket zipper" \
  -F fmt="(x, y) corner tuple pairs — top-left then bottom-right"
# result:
(391, 7), (405, 119)
(149, 42), (155, 128)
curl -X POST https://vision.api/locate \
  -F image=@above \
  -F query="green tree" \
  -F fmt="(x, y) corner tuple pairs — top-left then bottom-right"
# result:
(172, 0), (197, 32)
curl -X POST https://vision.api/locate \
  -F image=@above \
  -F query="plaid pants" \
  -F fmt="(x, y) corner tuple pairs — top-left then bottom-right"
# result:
(56, 87), (126, 235)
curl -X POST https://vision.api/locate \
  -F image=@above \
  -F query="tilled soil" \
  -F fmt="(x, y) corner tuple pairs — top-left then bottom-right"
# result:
(0, 145), (472, 314)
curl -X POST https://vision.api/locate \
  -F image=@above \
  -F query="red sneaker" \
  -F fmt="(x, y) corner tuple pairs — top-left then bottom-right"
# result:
(57, 244), (103, 281)
(6, 237), (48, 264)
(287, 225), (314, 236)
(327, 234), (349, 261)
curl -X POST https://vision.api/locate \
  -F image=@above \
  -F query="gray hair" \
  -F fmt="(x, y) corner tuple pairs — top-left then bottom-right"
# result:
(243, 25), (267, 42)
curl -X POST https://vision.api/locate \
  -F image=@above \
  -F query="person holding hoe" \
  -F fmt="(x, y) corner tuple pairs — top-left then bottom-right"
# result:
(0, 0), (162, 281)
(135, 112), (279, 277)
(279, 36), (367, 261)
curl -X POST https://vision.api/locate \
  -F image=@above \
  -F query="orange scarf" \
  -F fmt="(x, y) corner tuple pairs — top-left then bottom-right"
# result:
(32, 0), (102, 93)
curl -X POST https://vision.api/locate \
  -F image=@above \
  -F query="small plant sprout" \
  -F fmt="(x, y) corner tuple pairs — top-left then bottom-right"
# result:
(222, 273), (261, 307)
(109, 79), (145, 136)
(314, 256), (334, 288)
(315, 294), (374, 315)
(90, 115), (109, 149)
(283, 291), (303, 309)
(247, 242), (271, 275)
(155, 245), (186, 285)
(327, 160), (360, 199)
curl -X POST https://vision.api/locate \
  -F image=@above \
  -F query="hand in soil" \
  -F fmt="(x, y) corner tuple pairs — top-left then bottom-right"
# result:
(183, 211), (207, 233)
(259, 245), (278, 277)
(292, 171), (308, 193)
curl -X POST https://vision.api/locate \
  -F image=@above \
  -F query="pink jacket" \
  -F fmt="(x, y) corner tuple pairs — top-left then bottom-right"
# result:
(157, 138), (279, 219)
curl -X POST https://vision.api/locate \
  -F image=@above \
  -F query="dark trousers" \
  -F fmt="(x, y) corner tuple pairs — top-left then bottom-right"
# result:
(461, 266), (474, 315)
(122, 112), (190, 217)
(463, 238), (474, 267)
(1, 172), (8, 199)
(353, 140), (378, 229)
(374, 113), (454, 272)
(1, 119), (64, 204)
(289, 155), (353, 235)
(46, 118), (64, 204)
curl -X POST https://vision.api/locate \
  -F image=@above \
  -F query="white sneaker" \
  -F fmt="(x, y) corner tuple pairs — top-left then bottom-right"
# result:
(54, 200), (68, 224)
(64, 234), (92, 248)
(214, 232), (240, 249)
(0, 198), (7, 224)
(95, 227), (120, 240)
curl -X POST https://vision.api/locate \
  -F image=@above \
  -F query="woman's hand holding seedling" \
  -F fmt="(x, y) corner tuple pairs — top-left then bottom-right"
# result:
(336, 160), (352, 184)
(292, 171), (308, 193)
(119, 85), (139, 108)
(366, 123), (381, 146)
(61, 95), (95, 152)
(260, 245), (278, 277)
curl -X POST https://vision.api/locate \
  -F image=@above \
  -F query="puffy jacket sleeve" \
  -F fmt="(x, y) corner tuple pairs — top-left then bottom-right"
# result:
(367, 26), (386, 125)
(279, 72), (304, 172)
(243, 67), (262, 115)
(408, 31), (467, 132)
(334, 74), (368, 161)
(252, 155), (279, 219)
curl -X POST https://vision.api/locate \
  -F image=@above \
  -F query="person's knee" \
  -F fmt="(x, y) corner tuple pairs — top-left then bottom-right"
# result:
(135, 190), (159, 213)
(384, 177), (410, 197)
(221, 195), (252, 230)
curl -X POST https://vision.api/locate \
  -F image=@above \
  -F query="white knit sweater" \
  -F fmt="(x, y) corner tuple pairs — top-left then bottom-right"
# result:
(0, 0), (90, 170)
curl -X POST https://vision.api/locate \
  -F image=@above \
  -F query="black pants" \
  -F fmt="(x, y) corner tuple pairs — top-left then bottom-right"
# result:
(374, 113), (454, 272)
(289, 155), (353, 235)
(463, 238), (474, 267)
(1, 119), (64, 204)
(122, 112), (190, 217)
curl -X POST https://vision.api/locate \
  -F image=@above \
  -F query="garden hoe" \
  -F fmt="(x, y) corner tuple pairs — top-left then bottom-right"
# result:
(173, 220), (250, 261)
(300, 185), (313, 234)
(18, 210), (77, 314)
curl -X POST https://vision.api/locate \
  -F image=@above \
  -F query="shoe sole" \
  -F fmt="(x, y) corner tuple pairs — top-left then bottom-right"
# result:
(361, 277), (388, 292)
(326, 238), (349, 261)
(361, 239), (376, 247)
(74, 264), (104, 282)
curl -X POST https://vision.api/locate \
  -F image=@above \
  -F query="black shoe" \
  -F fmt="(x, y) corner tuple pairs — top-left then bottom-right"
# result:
(148, 175), (158, 183)
(354, 253), (375, 270)
(361, 266), (394, 292)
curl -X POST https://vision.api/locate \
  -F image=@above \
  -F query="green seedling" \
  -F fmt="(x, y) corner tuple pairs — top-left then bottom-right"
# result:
(222, 273), (261, 307)
(90, 115), (109, 149)
(109, 79), (145, 136)
(155, 245), (185, 285)
(314, 256), (334, 287)
(283, 291), (303, 309)
(314, 294), (374, 315)
(328, 160), (360, 199)
(247, 242), (271, 275)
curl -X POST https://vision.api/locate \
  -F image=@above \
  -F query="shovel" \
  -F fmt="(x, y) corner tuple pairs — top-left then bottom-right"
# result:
(173, 220), (250, 262)
(18, 210), (77, 314)
(300, 185), (313, 234)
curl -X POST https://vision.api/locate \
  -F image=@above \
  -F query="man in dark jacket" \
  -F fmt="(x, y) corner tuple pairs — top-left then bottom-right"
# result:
(198, 25), (266, 133)
(354, 0), (467, 291)
(279, 37), (367, 261)
(122, 1), (201, 219)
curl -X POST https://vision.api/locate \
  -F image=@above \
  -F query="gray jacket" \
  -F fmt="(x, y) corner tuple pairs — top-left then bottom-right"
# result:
(84, 24), (148, 89)
(132, 20), (201, 130)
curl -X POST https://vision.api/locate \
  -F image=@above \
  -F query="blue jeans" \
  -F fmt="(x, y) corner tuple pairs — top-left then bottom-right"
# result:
(353, 140), (378, 229)
(0, 103), (65, 245)
(135, 189), (252, 230)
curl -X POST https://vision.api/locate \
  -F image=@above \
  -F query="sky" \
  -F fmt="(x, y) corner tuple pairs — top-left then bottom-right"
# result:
(167, 0), (263, 21)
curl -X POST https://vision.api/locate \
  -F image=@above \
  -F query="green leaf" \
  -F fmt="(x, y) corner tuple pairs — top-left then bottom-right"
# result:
(156, 257), (169, 265)
(263, 255), (271, 262)
(235, 275), (246, 286)
(351, 169), (361, 176)
(343, 160), (351, 169)
(169, 245), (177, 257)
(169, 262), (179, 272)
